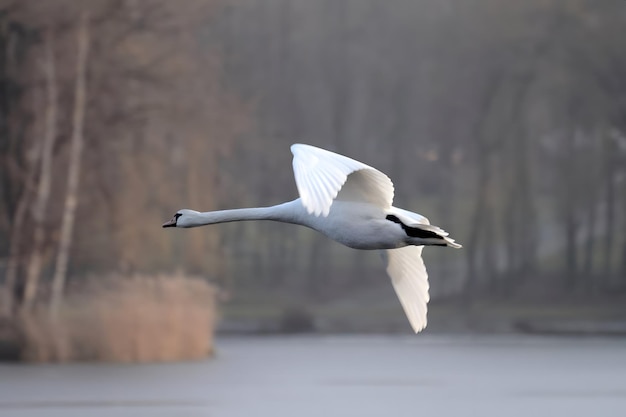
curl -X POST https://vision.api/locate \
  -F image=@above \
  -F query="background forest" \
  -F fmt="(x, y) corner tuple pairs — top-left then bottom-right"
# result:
(1, 0), (625, 360)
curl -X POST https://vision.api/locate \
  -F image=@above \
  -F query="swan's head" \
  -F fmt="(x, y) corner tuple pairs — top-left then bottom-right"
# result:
(162, 209), (201, 228)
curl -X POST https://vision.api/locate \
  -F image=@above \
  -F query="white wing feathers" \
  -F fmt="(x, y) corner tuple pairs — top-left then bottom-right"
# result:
(291, 144), (394, 216)
(384, 246), (430, 333)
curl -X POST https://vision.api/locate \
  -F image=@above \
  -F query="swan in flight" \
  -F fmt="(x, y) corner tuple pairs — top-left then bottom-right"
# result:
(163, 144), (461, 333)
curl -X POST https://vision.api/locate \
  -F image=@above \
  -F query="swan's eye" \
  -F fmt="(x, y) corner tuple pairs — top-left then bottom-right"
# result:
(175, 213), (183, 219)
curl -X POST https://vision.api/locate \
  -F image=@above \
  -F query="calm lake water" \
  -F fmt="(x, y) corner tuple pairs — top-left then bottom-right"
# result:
(1, 335), (625, 417)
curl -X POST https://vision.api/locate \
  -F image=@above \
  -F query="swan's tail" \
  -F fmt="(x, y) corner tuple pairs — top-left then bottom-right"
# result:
(411, 224), (463, 249)
(385, 212), (462, 248)
(441, 235), (462, 249)
(407, 223), (462, 248)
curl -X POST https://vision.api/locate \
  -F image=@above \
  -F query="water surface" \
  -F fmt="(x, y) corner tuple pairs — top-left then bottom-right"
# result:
(1, 335), (625, 416)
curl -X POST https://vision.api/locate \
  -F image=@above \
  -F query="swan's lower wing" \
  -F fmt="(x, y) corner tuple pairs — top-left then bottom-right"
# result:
(383, 246), (429, 333)
(291, 144), (394, 216)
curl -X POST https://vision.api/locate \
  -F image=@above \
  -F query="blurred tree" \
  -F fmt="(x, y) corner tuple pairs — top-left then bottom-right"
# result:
(22, 27), (58, 312)
(50, 10), (89, 316)
(0, 0), (249, 317)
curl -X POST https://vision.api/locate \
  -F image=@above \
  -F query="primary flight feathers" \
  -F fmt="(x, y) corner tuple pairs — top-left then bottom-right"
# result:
(291, 144), (394, 216)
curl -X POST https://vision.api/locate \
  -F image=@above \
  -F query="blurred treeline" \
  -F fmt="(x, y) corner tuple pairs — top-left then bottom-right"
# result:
(1, 0), (626, 318)
(212, 0), (626, 302)
(0, 0), (246, 318)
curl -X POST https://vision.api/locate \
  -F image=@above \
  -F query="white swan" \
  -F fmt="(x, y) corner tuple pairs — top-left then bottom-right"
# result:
(163, 144), (461, 333)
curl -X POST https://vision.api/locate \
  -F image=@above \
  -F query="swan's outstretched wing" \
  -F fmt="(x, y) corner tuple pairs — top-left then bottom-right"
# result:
(383, 246), (429, 333)
(291, 144), (394, 216)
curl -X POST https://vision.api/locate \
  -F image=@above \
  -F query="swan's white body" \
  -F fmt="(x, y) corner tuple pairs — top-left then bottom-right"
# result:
(164, 144), (461, 333)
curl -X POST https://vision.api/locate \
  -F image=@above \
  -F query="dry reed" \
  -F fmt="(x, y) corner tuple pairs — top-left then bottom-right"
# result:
(19, 273), (217, 363)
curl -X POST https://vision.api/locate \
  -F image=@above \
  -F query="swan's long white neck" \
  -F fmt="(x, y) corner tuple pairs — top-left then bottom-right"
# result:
(184, 199), (307, 227)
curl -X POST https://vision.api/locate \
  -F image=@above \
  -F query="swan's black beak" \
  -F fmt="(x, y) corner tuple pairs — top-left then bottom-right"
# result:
(162, 216), (177, 228)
